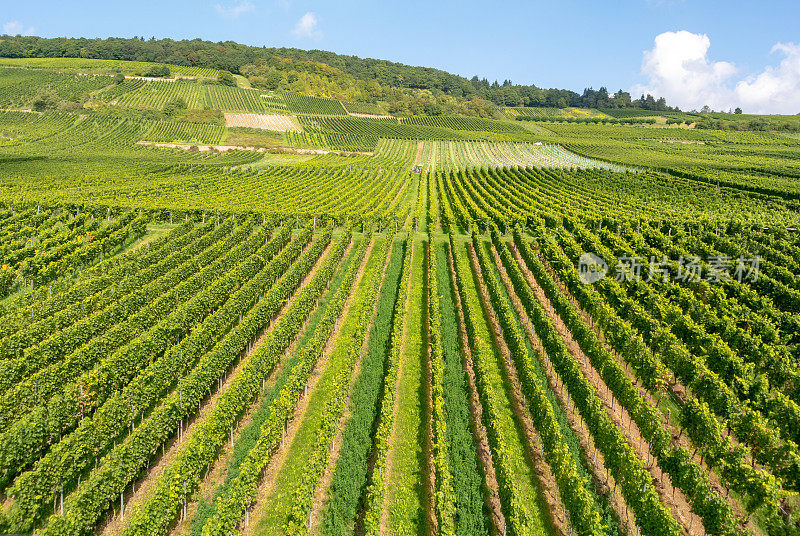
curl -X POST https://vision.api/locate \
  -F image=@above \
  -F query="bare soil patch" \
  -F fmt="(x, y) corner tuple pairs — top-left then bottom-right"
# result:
(223, 113), (301, 132)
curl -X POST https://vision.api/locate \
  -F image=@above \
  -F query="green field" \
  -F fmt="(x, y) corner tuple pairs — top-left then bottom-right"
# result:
(0, 54), (798, 536)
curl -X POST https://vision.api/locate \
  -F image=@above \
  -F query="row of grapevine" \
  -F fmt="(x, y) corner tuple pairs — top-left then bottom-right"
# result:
(0, 67), (114, 108)
(472, 233), (609, 535)
(540, 221), (793, 532)
(0, 221), (194, 350)
(0, 57), (220, 78)
(0, 208), (147, 293)
(205, 85), (277, 113)
(402, 115), (528, 135)
(472, 227), (684, 536)
(281, 92), (348, 115)
(359, 232), (413, 535)
(319, 232), (404, 534)
(117, 80), (205, 109)
(30, 223), (330, 535)
(283, 227), (395, 533)
(509, 228), (743, 535)
(564, 219), (799, 492)
(426, 230), (457, 535)
(141, 119), (225, 145)
(448, 235), (549, 536)
(340, 100), (388, 116)
(0, 217), (247, 426)
(3, 218), (276, 529)
(195, 225), (360, 536)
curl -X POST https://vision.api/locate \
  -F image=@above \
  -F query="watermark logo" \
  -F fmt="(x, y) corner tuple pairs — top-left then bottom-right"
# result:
(576, 252), (760, 285)
(578, 252), (608, 284)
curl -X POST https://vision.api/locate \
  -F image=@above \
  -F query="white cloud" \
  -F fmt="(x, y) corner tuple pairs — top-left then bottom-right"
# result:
(214, 0), (255, 19)
(292, 12), (321, 39)
(735, 43), (800, 114)
(633, 31), (800, 114)
(632, 31), (736, 111)
(3, 21), (35, 36)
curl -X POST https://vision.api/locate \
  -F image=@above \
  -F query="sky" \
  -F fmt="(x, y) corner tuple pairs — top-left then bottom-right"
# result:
(2, 0), (800, 114)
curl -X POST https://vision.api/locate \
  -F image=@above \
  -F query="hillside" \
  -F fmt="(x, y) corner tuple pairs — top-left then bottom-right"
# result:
(0, 35), (675, 115)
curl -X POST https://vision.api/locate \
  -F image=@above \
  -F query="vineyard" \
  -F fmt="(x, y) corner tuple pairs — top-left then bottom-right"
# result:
(341, 100), (390, 116)
(505, 107), (612, 120)
(0, 57), (221, 78)
(282, 92), (348, 116)
(0, 56), (799, 536)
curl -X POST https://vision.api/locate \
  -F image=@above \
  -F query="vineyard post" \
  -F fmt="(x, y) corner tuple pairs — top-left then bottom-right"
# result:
(179, 390), (183, 442)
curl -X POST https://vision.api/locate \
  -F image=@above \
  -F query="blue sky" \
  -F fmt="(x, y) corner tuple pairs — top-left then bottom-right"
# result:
(3, 0), (800, 113)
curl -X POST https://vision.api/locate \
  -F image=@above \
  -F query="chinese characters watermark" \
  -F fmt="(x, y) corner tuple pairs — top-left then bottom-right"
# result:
(579, 253), (760, 285)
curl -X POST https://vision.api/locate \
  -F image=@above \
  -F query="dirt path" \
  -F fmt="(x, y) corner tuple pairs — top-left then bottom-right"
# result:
(468, 244), (567, 536)
(308, 235), (395, 535)
(445, 242), (505, 536)
(96, 237), (326, 536)
(422, 242), (437, 535)
(507, 243), (704, 536)
(241, 236), (370, 536)
(135, 141), (374, 156)
(378, 238), (416, 536)
(413, 141), (425, 167)
(513, 243), (764, 536)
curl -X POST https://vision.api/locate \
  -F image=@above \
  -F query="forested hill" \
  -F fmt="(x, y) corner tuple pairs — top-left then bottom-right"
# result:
(0, 35), (675, 111)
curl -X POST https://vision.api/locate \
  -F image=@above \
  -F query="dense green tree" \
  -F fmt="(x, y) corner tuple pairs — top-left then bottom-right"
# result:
(31, 90), (58, 111)
(218, 70), (236, 86)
